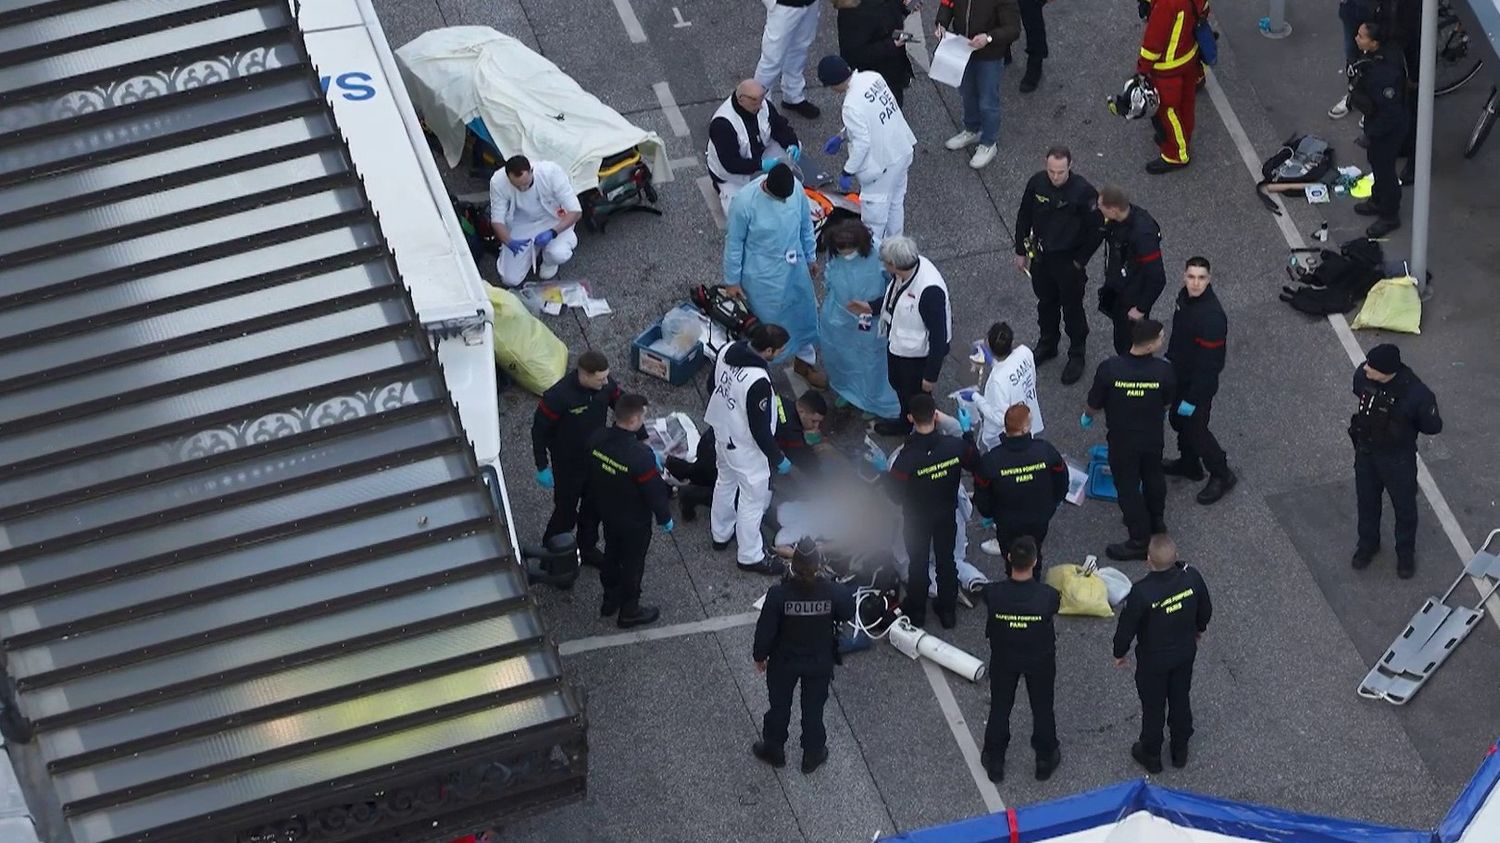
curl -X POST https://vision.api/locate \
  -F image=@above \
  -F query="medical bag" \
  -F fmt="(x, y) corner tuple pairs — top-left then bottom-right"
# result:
(581, 149), (661, 232)
(690, 284), (760, 339)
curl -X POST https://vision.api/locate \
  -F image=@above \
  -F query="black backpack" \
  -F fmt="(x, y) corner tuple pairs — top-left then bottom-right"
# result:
(1257, 134), (1335, 213)
(1279, 237), (1383, 316)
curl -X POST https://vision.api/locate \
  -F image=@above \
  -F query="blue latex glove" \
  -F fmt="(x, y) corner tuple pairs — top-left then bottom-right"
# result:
(533, 229), (555, 250)
(788, 144), (802, 162)
(661, 518), (675, 533)
(956, 406), (973, 433)
(536, 466), (554, 488)
(838, 173), (855, 193)
(761, 155), (779, 173)
(980, 517), (995, 529)
(505, 237), (531, 255)
(869, 452), (890, 473)
(776, 456), (793, 475)
(654, 451), (665, 471)
(1177, 400), (1197, 417)
(1079, 412), (1094, 430)
(823, 134), (844, 155)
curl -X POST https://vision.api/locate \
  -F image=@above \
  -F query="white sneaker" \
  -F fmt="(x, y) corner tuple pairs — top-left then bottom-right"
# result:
(944, 130), (981, 150)
(1328, 94), (1349, 119)
(969, 143), (997, 169)
(538, 261), (559, 280)
(980, 538), (1003, 556)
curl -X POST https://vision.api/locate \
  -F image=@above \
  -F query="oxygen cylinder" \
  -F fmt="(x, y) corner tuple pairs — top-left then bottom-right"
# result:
(885, 617), (988, 683)
(916, 631), (987, 683)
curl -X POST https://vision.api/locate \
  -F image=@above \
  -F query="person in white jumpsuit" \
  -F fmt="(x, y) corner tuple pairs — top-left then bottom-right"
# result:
(488, 155), (583, 288)
(704, 324), (796, 576)
(968, 320), (1044, 453)
(755, 0), (824, 118)
(815, 56), (917, 240)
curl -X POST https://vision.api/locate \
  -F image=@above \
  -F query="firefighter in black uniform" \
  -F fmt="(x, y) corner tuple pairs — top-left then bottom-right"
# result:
(980, 537), (1062, 784)
(584, 393), (674, 628)
(752, 539), (856, 774)
(1350, 344), (1442, 579)
(888, 393), (979, 629)
(1084, 318), (1177, 562)
(1349, 21), (1409, 238)
(532, 350), (621, 566)
(1096, 186), (1167, 357)
(972, 404), (1069, 576)
(1113, 533), (1212, 773)
(1163, 256), (1237, 505)
(1013, 146), (1105, 385)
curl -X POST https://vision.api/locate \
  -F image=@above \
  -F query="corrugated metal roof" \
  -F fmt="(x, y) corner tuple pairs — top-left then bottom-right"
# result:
(0, 2), (586, 841)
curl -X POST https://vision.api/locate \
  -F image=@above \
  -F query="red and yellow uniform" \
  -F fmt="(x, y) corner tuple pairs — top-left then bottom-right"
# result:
(1137, 0), (1208, 164)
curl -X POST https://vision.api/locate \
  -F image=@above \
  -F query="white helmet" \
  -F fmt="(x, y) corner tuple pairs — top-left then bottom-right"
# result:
(1107, 74), (1159, 120)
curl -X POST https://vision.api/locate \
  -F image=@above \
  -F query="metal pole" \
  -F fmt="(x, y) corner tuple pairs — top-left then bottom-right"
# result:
(1260, 0), (1292, 39)
(1410, 0), (1438, 292)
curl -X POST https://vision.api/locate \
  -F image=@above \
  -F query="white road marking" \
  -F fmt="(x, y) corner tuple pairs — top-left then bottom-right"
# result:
(668, 156), (700, 171)
(612, 0), (648, 43)
(697, 175), (727, 230)
(672, 6), (692, 27)
(558, 611), (759, 657)
(1202, 69), (1495, 624)
(653, 81), (691, 138)
(922, 659), (1005, 813)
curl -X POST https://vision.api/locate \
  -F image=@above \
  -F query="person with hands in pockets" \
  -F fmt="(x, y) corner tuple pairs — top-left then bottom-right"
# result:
(488, 155), (582, 288)
(1163, 256), (1236, 505)
(816, 55), (917, 239)
(584, 393), (674, 629)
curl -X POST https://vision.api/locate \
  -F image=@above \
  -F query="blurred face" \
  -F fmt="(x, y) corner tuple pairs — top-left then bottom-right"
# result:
(1356, 24), (1379, 53)
(797, 404), (825, 432)
(1363, 363), (1395, 383)
(1045, 154), (1071, 187)
(579, 367), (610, 390)
(506, 169), (534, 191)
(1183, 264), (1211, 297)
(1100, 203), (1128, 223)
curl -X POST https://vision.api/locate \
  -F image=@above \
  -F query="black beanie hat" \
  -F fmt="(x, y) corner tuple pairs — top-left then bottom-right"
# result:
(766, 162), (795, 198)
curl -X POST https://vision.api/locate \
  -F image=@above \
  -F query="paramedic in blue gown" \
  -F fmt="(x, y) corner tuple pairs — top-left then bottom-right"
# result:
(819, 219), (900, 420)
(723, 162), (826, 386)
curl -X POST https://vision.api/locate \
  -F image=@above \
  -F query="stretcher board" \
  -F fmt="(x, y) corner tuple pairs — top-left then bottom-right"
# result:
(1359, 529), (1500, 704)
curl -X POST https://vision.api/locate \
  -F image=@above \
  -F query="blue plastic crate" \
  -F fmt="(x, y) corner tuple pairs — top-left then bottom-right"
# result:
(631, 309), (707, 386)
(1086, 443), (1118, 502)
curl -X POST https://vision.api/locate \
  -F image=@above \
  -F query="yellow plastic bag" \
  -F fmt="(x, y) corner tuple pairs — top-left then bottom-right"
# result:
(1350, 275), (1422, 334)
(486, 286), (568, 395)
(1044, 564), (1114, 618)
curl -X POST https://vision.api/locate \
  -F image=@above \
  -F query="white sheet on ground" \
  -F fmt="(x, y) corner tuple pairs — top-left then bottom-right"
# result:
(394, 27), (670, 192)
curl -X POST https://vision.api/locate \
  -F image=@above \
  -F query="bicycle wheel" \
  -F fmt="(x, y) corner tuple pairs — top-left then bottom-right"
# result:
(1434, 10), (1483, 97)
(1464, 88), (1498, 158)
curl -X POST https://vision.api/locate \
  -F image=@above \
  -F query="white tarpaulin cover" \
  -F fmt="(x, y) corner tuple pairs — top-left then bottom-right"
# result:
(394, 27), (670, 193)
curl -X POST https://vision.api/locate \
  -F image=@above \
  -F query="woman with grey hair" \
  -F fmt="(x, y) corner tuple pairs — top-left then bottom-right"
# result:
(846, 235), (952, 435)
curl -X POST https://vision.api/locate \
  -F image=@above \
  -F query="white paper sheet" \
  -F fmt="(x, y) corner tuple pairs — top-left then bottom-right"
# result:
(582, 296), (613, 318)
(930, 33), (975, 87)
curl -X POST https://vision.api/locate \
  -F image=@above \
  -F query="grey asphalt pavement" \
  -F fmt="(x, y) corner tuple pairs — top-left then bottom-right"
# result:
(370, 0), (1500, 839)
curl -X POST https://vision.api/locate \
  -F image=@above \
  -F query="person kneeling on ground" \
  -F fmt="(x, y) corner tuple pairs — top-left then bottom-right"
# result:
(489, 155), (582, 287)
